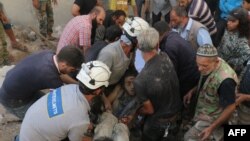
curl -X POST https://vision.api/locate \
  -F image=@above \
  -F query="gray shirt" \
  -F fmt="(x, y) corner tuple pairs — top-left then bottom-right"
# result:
(97, 40), (131, 85)
(19, 84), (90, 141)
(152, 0), (177, 15)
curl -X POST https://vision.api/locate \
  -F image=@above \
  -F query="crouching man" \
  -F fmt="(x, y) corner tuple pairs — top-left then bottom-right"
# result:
(18, 61), (111, 141)
(184, 44), (238, 141)
(0, 46), (84, 119)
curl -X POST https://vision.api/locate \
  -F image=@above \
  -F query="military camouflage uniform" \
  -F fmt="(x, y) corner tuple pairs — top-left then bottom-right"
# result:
(36, 0), (54, 37)
(184, 59), (238, 141)
(218, 30), (250, 76)
(0, 22), (9, 65)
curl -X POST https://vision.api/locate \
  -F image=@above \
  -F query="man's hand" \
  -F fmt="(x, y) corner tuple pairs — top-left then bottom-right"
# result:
(236, 93), (250, 106)
(199, 126), (213, 141)
(183, 87), (196, 107)
(119, 115), (133, 125)
(102, 94), (112, 111)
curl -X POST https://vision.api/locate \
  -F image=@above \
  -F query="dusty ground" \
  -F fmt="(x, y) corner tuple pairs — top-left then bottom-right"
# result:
(0, 24), (59, 141)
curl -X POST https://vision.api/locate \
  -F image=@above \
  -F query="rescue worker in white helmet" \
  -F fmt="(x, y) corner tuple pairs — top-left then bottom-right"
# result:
(122, 16), (150, 72)
(18, 61), (111, 141)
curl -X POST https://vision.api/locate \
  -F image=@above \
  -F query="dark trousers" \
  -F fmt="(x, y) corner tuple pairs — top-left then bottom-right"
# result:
(152, 12), (170, 26)
(0, 88), (45, 119)
(142, 117), (180, 141)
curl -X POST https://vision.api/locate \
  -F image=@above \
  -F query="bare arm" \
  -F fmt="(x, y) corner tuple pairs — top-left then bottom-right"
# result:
(144, 0), (150, 12)
(60, 74), (78, 84)
(102, 94), (112, 111)
(139, 100), (154, 115)
(236, 93), (250, 106)
(200, 103), (236, 141)
(183, 86), (197, 107)
(132, 5), (138, 16)
(71, 3), (81, 16)
(107, 84), (122, 104)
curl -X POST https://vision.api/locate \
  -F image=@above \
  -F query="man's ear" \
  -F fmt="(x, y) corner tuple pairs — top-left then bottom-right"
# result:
(91, 12), (97, 19)
(58, 61), (67, 68)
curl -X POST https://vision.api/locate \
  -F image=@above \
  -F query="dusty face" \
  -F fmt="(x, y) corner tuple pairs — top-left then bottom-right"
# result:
(170, 11), (183, 29)
(227, 19), (239, 31)
(179, 0), (189, 8)
(124, 76), (136, 96)
(114, 15), (126, 27)
(196, 56), (218, 76)
(243, 1), (250, 11)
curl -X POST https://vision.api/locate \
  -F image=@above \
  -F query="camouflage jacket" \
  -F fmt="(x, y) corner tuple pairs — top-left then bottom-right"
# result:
(194, 59), (238, 122)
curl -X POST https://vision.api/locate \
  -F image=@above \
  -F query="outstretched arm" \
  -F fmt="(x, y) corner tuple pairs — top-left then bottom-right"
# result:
(200, 103), (236, 141)
(236, 93), (250, 106)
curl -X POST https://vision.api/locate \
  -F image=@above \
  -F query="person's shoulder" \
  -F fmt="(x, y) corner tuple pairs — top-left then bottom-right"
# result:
(99, 41), (119, 54)
(61, 84), (79, 90)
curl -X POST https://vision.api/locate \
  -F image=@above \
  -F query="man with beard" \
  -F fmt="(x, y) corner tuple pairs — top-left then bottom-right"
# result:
(0, 47), (84, 119)
(178, 0), (217, 37)
(18, 61), (111, 141)
(170, 6), (212, 51)
(57, 6), (105, 55)
(183, 44), (237, 141)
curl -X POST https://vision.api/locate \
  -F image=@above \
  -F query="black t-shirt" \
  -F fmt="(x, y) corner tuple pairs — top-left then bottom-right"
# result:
(199, 75), (236, 108)
(74, 0), (97, 15)
(0, 51), (63, 100)
(134, 52), (182, 120)
(160, 31), (200, 98)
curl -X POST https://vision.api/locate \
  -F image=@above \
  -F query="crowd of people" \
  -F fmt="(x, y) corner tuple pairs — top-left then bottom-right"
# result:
(0, 0), (250, 141)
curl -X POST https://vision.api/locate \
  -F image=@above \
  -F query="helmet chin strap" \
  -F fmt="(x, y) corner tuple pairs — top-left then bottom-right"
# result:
(124, 31), (137, 48)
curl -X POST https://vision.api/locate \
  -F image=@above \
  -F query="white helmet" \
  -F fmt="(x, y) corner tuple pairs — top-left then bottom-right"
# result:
(122, 17), (149, 38)
(76, 61), (111, 90)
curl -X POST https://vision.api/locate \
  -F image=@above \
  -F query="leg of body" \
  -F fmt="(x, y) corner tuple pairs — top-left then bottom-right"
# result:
(0, 21), (9, 65)
(37, 1), (48, 38)
(46, 0), (56, 41)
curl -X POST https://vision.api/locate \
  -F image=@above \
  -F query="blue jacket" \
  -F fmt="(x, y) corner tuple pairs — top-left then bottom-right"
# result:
(219, 0), (242, 19)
